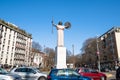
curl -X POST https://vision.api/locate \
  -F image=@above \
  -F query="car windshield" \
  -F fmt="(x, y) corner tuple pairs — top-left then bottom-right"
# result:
(83, 68), (97, 73)
(83, 68), (90, 72)
(67, 69), (80, 76)
(54, 69), (80, 76)
(0, 68), (8, 74)
(32, 68), (41, 73)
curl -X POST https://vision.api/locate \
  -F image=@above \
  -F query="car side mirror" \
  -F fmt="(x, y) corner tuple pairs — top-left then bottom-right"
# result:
(33, 71), (37, 74)
(30, 71), (36, 74)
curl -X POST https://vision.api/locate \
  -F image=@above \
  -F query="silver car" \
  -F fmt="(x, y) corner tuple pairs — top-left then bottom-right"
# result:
(0, 68), (21, 80)
(10, 67), (47, 80)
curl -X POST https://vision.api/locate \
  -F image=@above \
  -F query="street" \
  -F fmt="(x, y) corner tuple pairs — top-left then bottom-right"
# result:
(104, 71), (116, 80)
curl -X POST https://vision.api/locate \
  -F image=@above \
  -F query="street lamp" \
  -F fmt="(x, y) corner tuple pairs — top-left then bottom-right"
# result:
(72, 44), (75, 68)
(96, 36), (101, 72)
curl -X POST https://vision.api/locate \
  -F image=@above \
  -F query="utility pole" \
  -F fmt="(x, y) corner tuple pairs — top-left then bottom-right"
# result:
(72, 44), (75, 68)
(96, 36), (100, 72)
(72, 44), (74, 56)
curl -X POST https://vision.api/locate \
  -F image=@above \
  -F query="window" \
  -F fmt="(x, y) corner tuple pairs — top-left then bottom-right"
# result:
(57, 70), (66, 76)
(51, 70), (58, 76)
(67, 69), (79, 76)
(8, 40), (10, 45)
(9, 34), (11, 39)
(3, 39), (5, 44)
(10, 29), (12, 33)
(2, 45), (4, 50)
(7, 46), (9, 51)
(4, 33), (6, 38)
(5, 27), (7, 31)
(27, 68), (36, 73)
(15, 68), (27, 72)
(5, 59), (7, 63)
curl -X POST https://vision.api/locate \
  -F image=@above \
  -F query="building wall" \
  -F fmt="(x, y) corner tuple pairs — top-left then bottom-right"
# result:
(0, 20), (32, 67)
(99, 27), (120, 69)
(25, 38), (32, 66)
(115, 32), (120, 61)
(0, 25), (17, 66)
(31, 49), (46, 68)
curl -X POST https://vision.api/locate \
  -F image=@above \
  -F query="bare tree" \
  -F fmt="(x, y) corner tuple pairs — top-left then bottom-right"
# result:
(32, 41), (42, 51)
(80, 37), (98, 67)
(66, 49), (72, 61)
(44, 47), (55, 68)
(74, 54), (83, 67)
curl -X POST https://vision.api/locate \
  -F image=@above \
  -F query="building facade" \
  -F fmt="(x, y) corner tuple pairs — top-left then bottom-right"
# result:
(31, 48), (47, 68)
(99, 27), (120, 69)
(0, 20), (32, 67)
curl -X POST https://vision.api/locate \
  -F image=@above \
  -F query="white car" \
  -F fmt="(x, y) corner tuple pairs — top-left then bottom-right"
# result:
(0, 68), (21, 80)
(10, 67), (47, 80)
(0, 74), (21, 80)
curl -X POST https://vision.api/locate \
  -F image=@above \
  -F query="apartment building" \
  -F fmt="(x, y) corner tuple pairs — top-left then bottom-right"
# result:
(0, 20), (32, 67)
(99, 27), (120, 68)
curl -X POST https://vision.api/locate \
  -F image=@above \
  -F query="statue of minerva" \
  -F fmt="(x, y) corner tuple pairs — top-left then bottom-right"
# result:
(51, 20), (71, 69)
(52, 21), (71, 47)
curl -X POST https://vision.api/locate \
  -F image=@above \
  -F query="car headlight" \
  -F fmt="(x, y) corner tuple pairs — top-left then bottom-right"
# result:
(4, 76), (14, 80)
(101, 77), (105, 80)
(91, 78), (94, 80)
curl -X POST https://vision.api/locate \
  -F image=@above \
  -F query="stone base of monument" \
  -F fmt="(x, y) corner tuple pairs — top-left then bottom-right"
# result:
(55, 47), (67, 69)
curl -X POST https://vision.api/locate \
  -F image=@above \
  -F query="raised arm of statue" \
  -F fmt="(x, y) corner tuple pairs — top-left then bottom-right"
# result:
(52, 20), (57, 27)
(52, 23), (57, 27)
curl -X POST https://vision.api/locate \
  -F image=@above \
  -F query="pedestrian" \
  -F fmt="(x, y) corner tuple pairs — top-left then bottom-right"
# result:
(116, 63), (120, 80)
(51, 66), (53, 69)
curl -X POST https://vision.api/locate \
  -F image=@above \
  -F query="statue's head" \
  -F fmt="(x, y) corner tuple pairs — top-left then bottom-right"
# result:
(58, 21), (63, 25)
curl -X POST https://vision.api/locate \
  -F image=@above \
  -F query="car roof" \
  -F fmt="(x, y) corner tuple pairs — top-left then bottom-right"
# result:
(13, 66), (37, 69)
(51, 68), (74, 70)
(49, 68), (76, 73)
(10, 67), (38, 71)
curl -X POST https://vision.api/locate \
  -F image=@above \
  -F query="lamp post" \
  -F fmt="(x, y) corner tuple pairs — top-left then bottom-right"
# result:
(72, 44), (75, 68)
(96, 36), (100, 72)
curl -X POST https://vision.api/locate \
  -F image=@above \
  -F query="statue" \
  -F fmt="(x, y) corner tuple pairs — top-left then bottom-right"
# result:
(51, 19), (71, 69)
(52, 21), (71, 47)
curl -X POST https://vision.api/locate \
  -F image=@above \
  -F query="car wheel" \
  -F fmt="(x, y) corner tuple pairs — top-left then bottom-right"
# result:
(38, 76), (46, 80)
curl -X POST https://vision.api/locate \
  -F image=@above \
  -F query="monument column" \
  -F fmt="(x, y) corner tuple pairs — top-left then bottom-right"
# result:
(52, 21), (71, 69)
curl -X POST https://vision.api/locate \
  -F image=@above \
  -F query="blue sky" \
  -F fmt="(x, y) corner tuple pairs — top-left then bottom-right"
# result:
(0, 0), (120, 54)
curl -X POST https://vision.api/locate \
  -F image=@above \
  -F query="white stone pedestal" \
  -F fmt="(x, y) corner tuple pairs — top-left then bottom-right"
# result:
(55, 47), (67, 69)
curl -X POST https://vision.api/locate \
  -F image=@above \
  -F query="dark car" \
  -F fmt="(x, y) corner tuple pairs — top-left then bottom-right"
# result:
(47, 68), (92, 80)
(101, 67), (110, 72)
(76, 67), (107, 80)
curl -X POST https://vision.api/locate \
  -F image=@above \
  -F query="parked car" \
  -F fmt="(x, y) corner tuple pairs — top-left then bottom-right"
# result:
(47, 68), (92, 80)
(0, 68), (21, 80)
(101, 67), (111, 72)
(10, 67), (47, 80)
(76, 67), (107, 80)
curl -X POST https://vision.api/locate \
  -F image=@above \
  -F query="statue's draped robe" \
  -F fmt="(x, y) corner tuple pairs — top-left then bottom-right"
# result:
(56, 25), (65, 47)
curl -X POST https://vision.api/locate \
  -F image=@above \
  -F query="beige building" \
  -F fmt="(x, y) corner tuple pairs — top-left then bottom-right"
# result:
(31, 48), (47, 68)
(0, 20), (32, 67)
(99, 27), (120, 68)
